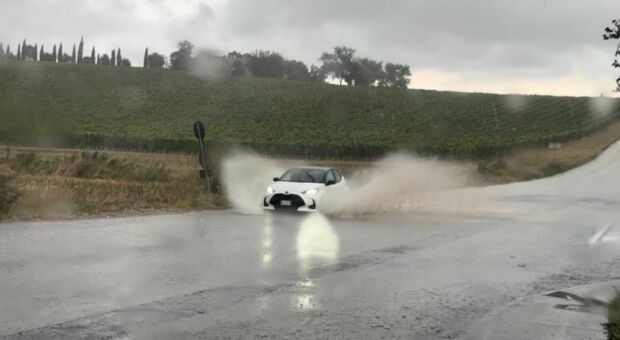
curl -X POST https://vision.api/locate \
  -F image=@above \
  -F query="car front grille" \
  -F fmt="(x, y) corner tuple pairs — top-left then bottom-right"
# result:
(269, 194), (305, 208)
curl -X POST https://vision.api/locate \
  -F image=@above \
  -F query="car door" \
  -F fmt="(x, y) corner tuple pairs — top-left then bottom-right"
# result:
(326, 169), (348, 194)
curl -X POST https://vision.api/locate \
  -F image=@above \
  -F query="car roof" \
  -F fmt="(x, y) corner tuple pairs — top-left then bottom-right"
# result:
(290, 166), (333, 171)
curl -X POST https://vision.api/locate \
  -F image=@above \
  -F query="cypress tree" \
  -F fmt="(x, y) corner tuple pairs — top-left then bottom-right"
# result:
(96, 53), (100, 65)
(52, 44), (57, 62)
(111, 49), (116, 66)
(144, 48), (149, 68)
(39, 45), (44, 61)
(0, 43), (4, 59)
(91, 47), (95, 64)
(117, 48), (121, 66)
(58, 43), (63, 62)
(71, 44), (76, 63)
(21, 40), (26, 60)
(34, 44), (38, 61)
(6, 45), (12, 59)
(77, 37), (84, 63)
(17, 44), (21, 60)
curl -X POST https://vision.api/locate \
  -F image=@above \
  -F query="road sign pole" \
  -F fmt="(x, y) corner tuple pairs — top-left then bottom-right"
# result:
(548, 142), (561, 165)
(199, 138), (210, 193)
(193, 121), (210, 193)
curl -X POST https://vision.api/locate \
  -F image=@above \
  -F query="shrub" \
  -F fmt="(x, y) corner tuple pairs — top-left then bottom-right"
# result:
(0, 175), (20, 216)
(606, 292), (620, 340)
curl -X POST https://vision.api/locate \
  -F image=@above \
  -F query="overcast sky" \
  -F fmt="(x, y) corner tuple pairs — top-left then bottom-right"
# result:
(1, 0), (618, 96)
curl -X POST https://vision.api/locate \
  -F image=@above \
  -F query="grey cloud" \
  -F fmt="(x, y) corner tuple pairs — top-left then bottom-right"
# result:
(216, 0), (617, 72)
(0, 0), (618, 94)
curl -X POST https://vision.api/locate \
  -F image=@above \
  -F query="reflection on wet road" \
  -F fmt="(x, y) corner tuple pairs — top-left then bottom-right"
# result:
(295, 213), (338, 312)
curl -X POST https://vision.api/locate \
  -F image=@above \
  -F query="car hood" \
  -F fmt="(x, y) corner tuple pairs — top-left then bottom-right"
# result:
(271, 181), (324, 194)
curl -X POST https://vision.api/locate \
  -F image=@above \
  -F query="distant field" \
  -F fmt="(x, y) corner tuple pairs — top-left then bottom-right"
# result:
(1, 61), (619, 159)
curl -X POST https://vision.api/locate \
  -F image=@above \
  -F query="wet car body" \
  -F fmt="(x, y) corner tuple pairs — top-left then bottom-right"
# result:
(263, 166), (347, 212)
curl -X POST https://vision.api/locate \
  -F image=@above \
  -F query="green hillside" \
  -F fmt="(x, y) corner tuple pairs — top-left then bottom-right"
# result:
(1, 60), (618, 159)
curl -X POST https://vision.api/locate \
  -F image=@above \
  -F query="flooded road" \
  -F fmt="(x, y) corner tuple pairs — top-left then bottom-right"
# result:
(2, 142), (620, 339)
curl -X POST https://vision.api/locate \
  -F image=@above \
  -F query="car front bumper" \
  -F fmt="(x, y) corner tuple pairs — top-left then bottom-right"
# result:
(263, 193), (318, 212)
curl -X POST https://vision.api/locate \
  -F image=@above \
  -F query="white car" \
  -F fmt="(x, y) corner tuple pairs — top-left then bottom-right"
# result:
(263, 166), (347, 212)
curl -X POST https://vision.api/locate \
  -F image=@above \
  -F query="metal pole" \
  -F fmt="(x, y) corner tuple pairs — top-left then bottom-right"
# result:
(198, 132), (210, 193)
(193, 120), (210, 193)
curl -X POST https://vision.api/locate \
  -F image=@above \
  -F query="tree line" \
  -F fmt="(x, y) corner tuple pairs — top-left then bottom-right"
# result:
(0, 38), (130, 66)
(1, 37), (411, 88)
(160, 40), (411, 88)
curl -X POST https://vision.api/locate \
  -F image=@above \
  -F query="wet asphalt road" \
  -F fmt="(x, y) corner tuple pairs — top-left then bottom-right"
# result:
(1, 143), (620, 339)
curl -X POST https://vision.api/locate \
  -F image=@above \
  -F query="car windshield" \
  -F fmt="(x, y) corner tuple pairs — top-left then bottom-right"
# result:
(279, 168), (326, 183)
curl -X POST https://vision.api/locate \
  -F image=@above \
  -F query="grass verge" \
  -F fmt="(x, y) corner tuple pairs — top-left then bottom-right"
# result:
(478, 119), (620, 182)
(0, 147), (224, 220)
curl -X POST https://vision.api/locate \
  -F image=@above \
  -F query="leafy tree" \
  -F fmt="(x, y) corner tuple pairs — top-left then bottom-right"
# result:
(144, 48), (149, 68)
(52, 44), (57, 62)
(380, 63), (411, 88)
(71, 44), (76, 63)
(309, 65), (326, 82)
(319, 51), (342, 84)
(351, 58), (383, 86)
(604, 19), (620, 91)
(319, 46), (357, 85)
(170, 40), (194, 71)
(91, 47), (95, 64)
(247, 50), (285, 78)
(334, 46), (357, 85)
(283, 60), (310, 80)
(77, 37), (84, 63)
(99, 53), (110, 65)
(120, 58), (131, 67)
(111, 49), (116, 66)
(146, 52), (165, 68)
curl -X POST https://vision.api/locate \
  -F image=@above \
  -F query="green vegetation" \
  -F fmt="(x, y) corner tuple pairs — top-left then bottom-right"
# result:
(1, 61), (619, 159)
(607, 292), (620, 340)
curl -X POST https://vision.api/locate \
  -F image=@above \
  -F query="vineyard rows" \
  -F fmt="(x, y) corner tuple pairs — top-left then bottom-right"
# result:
(0, 61), (618, 159)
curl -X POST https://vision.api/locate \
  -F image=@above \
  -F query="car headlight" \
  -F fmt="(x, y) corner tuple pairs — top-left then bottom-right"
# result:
(302, 188), (319, 196)
(266, 187), (275, 194)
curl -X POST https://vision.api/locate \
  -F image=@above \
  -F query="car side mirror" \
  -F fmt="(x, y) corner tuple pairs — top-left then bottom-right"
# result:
(326, 179), (336, 186)
(273, 177), (279, 182)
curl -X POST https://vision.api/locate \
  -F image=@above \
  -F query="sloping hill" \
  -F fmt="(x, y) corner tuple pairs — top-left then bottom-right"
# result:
(0, 61), (618, 159)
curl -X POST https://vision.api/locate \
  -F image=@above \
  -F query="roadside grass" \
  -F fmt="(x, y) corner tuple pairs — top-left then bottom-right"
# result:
(607, 292), (620, 340)
(477, 119), (620, 182)
(0, 148), (224, 220)
(0, 172), (20, 217)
